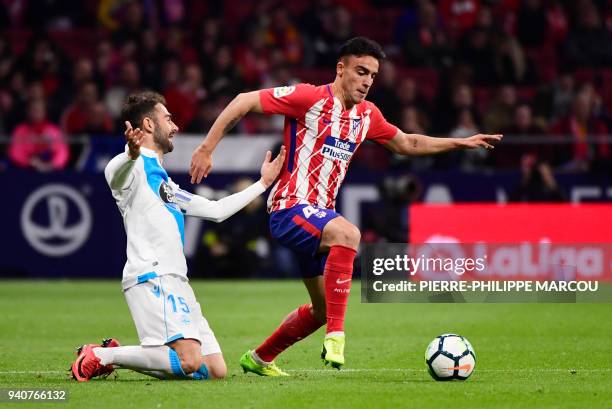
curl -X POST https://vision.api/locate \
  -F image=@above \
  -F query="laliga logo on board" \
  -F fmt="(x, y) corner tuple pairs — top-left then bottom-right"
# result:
(20, 184), (92, 257)
(419, 236), (605, 279)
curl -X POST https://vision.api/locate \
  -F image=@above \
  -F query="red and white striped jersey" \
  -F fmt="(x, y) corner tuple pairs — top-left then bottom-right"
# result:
(260, 83), (398, 212)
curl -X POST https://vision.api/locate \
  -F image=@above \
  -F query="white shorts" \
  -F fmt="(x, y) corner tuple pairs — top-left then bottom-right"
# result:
(124, 274), (221, 356)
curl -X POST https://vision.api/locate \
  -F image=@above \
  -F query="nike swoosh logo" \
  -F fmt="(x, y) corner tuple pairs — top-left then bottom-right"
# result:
(336, 278), (352, 285)
(447, 364), (472, 371)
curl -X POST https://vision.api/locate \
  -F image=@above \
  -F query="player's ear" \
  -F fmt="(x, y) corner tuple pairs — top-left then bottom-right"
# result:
(336, 60), (345, 77)
(142, 116), (155, 133)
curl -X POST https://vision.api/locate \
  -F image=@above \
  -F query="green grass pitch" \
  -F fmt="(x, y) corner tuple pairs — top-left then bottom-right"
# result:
(1, 280), (611, 409)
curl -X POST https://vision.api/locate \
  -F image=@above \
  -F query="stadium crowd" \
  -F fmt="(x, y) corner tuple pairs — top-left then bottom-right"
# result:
(1, 0), (611, 173)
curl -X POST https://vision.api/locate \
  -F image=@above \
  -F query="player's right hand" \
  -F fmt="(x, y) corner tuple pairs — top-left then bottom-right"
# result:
(259, 146), (286, 188)
(125, 121), (144, 160)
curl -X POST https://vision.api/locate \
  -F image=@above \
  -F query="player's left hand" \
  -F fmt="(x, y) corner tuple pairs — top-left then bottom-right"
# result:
(259, 146), (286, 188)
(459, 134), (503, 150)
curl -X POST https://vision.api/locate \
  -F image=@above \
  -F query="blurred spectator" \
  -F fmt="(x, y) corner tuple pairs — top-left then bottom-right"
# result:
(369, 61), (402, 124)
(62, 82), (113, 135)
(457, 27), (497, 85)
(565, 3), (612, 67)
(0, 34), (15, 85)
(400, 1), (452, 68)
(104, 60), (142, 118)
(164, 63), (206, 130)
(505, 104), (545, 135)
(550, 91), (609, 170)
(396, 78), (430, 116)
(94, 40), (114, 87)
(186, 98), (221, 133)
(450, 109), (487, 170)
(235, 26), (270, 87)
(196, 18), (223, 80)
(435, 83), (479, 133)
(532, 70), (575, 128)
(439, 0), (481, 38)
(494, 35), (532, 84)
(111, 0), (147, 44)
(494, 104), (548, 168)
(450, 108), (479, 138)
(17, 37), (65, 98)
(261, 63), (300, 89)
(159, 25), (197, 63)
(311, 5), (354, 67)
(208, 45), (244, 97)
(400, 106), (429, 134)
(138, 30), (162, 88)
(263, 6), (303, 65)
(483, 85), (517, 133)
(510, 155), (565, 202)
(8, 99), (68, 171)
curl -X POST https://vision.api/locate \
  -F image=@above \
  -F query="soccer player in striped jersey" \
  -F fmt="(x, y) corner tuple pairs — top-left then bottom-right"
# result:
(190, 37), (502, 374)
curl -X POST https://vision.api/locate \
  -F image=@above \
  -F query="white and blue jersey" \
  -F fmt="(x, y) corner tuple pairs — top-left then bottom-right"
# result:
(104, 146), (265, 290)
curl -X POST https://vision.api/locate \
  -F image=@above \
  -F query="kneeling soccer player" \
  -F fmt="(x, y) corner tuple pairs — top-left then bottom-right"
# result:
(70, 92), (285, 381)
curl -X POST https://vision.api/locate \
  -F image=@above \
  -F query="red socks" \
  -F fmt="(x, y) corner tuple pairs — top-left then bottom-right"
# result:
(254, 246), (356, 361)
(255, 304), (323, 362)
(324, 245), (357, 333)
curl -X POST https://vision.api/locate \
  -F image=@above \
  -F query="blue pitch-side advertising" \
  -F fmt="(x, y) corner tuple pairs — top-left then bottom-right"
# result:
(0, 169), (610, 279)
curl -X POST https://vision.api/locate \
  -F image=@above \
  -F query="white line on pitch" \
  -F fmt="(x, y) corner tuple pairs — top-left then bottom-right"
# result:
(1, 368), (611, 375)
(287, 368), (612, 373)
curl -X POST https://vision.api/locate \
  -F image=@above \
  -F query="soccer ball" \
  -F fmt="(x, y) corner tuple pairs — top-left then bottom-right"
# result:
(425, 333), (476, 381)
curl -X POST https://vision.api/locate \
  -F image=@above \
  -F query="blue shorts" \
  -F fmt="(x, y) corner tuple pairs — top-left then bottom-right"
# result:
(269, 204), (340, 278)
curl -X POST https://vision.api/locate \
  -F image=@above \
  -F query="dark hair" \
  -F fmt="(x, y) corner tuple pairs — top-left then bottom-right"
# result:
(120, 91), (166, 128)
(338, 37), (386, 61)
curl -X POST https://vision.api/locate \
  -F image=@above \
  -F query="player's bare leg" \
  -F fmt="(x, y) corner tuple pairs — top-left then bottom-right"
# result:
(202, 352), (227, 379)
(318, 216), (360, 368)
(304, 276), (327, 324)
(241, 276), (325, 376)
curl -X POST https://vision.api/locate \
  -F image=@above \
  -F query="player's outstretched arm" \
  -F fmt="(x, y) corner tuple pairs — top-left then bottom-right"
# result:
(190, 91), (264, 184)
(184, 146), (285, 223)
(105, 121), (144, 190)
(385, 131), (503, 156)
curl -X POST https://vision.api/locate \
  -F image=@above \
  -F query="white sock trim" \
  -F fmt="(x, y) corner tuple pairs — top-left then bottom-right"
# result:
(326, 331), (345, 338)
(250, 350), (271, 366)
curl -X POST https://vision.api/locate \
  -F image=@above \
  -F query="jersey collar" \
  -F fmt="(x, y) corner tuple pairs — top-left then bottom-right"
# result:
(124, 145), (162, 162)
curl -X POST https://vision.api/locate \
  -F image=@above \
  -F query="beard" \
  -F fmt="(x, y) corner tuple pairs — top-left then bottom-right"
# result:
(153, 125), (173, 154)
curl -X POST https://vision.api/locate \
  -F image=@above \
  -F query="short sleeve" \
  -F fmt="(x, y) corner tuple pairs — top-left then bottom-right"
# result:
(259, 83), (319, 118)
(366, 104), (399, 144)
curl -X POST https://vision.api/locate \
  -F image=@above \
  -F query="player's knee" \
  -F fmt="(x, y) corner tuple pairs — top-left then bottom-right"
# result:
(326, 221), (360, 249)
(335, 224), (360, 249)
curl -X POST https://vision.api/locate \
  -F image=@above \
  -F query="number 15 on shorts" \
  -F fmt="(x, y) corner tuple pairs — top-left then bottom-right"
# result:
(167, 294), (190, 313)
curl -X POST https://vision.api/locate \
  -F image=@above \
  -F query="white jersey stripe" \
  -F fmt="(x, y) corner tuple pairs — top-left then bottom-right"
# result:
(316, 98), (343, 206)
(294, 99), (327, 202)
